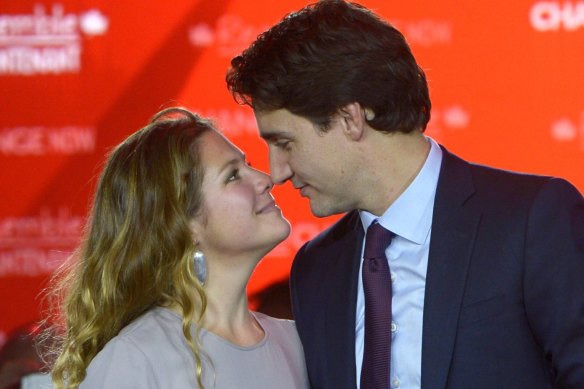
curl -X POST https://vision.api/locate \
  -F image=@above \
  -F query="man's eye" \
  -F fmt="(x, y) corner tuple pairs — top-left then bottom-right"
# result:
(227, 168), (240, 182)
(274, 140), (291, 150)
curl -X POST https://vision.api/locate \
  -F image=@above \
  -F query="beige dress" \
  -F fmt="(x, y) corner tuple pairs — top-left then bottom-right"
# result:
(79, 307), (309, 389)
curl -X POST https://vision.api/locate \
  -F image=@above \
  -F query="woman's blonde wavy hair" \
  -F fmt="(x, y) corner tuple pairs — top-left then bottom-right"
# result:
(42, 107), (214, 389)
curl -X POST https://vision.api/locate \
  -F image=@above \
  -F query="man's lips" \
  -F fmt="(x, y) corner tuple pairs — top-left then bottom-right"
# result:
(296, 184), (309, 197)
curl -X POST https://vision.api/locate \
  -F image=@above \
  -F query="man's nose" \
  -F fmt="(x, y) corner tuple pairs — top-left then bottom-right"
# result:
(269, 151), (293, 185)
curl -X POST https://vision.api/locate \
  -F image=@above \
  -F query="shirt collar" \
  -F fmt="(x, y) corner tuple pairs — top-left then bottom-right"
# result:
(359, 137), (442, 245)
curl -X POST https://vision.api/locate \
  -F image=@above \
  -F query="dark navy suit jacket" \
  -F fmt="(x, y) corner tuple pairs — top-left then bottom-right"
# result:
(290, 147), (584, 388)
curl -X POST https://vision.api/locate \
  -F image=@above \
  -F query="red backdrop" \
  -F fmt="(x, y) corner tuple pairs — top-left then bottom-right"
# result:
(1, 0), (583, 346)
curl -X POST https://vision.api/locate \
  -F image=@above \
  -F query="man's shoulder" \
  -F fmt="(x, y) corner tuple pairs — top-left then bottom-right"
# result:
(442, 147), (559, 195)
(441, 147), (582, 210)
(443, 146), (544, 180)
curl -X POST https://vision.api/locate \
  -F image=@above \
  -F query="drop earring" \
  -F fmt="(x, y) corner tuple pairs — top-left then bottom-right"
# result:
(193, 250), (207, 285)
(365, 108), (375, 121)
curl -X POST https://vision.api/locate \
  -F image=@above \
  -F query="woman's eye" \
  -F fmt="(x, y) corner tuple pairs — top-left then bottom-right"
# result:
(227, 168), (240, 182)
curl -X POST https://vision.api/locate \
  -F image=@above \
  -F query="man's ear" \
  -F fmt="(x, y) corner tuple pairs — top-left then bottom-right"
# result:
(337, 102), (371, 141)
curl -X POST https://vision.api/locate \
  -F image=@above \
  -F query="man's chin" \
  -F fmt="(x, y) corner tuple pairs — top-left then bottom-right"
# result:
(309, 200), (346, 218)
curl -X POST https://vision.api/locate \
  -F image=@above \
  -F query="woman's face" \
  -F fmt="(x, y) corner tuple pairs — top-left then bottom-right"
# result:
(191, 130), (290, 259)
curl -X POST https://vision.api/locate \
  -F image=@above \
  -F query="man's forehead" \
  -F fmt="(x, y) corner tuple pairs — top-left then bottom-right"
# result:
(256, 112), (291, 137)
(256, 108), (320, 139)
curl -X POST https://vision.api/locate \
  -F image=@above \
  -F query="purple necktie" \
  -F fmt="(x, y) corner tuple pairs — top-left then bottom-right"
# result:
(361, 221), (395, 389)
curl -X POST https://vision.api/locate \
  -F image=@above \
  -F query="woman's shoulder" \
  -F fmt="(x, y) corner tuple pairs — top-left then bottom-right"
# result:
(253, 311), (295, 330)
(92, 307), (182, 360)
(80, 308), (187, 388)
(116, 307), (181, 342)
(252, 311), (301, 345)
(249, 312), (309, 388)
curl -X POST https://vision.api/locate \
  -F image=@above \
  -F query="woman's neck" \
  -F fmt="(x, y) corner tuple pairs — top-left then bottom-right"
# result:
(200, 265), (264, 346)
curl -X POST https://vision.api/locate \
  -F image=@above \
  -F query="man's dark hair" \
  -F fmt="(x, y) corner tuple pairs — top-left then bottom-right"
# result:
(226, 0), (431, 132)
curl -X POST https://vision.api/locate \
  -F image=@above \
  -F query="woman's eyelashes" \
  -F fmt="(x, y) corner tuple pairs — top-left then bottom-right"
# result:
(225, 159), (253, 183)
(226, 167), (240, 183)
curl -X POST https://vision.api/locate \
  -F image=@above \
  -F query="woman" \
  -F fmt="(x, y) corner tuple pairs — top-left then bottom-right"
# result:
(45, 107), (309, 388)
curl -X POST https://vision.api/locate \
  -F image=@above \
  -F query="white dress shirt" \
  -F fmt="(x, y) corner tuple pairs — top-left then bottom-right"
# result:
(356, 137), (442, 389)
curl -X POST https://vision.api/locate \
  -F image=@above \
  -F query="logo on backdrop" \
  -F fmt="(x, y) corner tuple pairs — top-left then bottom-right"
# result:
(0, 4), (109, 75)
(530, 1), (584, 31)
(188, 15), (452, 57)
(390, 19), (453, 46)
(550, 112), (584, 150)
(0, 207), (84, 277)
(425, 105), (471, 138)
(189, 14), (269, 57)
(0, 126), (96, 155)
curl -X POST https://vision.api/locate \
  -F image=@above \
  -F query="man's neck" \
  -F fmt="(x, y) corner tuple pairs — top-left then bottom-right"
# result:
(357, 131), (430, 216)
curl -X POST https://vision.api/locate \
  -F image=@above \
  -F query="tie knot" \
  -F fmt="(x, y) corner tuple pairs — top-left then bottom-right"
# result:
(364, 222), (395, 259)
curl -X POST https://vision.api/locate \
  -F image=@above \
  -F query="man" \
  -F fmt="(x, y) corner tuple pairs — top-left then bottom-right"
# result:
(226, 1), (584, 388)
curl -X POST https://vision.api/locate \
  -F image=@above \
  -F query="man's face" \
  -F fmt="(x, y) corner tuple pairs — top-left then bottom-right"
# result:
(255, 108), (361, 217)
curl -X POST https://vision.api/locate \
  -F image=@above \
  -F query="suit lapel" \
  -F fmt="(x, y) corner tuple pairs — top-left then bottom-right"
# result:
(421, 148), (481, 389)
(320, 211), (364, 389)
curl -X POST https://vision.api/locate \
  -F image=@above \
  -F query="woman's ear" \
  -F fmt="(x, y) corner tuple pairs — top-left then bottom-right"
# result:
(337, 102), (370, 141)
(189, 218), (203, 245)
